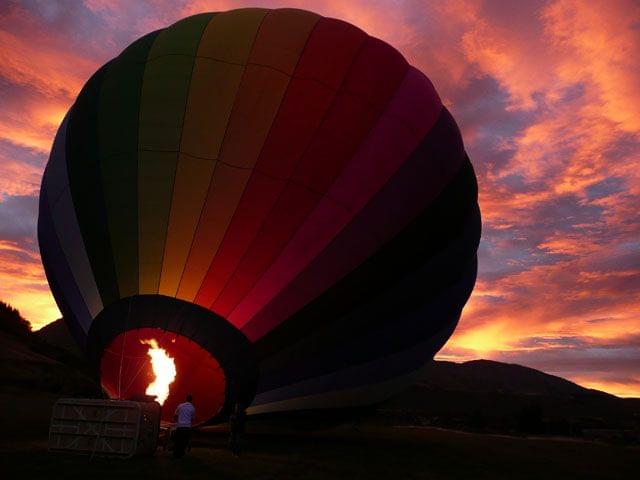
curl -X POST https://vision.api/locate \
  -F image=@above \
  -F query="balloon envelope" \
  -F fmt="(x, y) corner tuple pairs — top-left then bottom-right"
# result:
(38, 8), (481, 424)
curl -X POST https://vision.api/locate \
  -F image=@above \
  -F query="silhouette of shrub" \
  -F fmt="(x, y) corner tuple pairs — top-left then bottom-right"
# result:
(0, 300), (31, 336)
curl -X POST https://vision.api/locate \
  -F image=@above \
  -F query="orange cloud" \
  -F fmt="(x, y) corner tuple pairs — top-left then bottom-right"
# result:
(0, 153), (43, 198)
(543, 0), (640, 134)
(0, 98), (69, 154)
(571, 376), (640, 398)
(0, 240), (60, 329)
(0, 29), (92, 100)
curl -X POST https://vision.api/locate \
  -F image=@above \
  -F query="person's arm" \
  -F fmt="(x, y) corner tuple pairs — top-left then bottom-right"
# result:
(173, 405), (179, 422)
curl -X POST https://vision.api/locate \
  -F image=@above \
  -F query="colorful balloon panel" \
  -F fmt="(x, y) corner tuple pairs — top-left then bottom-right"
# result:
(38, 8), (481, 423)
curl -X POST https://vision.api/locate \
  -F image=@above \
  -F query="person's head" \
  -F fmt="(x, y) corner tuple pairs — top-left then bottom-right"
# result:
(186, 394), (193, 403)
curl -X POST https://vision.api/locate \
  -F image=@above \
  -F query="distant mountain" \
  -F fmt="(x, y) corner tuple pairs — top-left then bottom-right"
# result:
(416, 359), (613, 399)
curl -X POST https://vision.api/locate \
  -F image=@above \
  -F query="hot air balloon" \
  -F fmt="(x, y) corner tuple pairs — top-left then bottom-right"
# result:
(38, 8), (481, 424)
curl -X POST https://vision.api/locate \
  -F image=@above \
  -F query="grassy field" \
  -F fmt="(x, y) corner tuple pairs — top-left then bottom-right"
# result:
(1, 423), (639, 480)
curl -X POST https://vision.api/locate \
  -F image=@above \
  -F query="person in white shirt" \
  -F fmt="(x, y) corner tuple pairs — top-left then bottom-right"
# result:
(172, 394), (195, 458)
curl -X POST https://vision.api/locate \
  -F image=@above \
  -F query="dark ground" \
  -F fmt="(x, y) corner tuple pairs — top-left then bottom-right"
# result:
(2, 422), (640, 480)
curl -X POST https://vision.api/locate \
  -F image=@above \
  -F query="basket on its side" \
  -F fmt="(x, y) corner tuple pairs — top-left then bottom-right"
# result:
(48, 398), (161, 458)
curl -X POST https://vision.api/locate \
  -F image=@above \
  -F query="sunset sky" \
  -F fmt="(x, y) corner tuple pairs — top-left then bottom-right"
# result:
(0, 0), (638, 397)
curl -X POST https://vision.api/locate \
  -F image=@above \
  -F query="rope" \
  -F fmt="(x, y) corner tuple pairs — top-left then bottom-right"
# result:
(117, 300), (133, 399)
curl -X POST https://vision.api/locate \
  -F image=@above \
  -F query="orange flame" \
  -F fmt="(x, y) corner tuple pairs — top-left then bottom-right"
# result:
(140, 339), (176, 405)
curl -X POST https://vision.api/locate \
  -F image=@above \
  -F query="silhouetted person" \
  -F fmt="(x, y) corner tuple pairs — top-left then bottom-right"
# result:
(173, 394), (195, 458)
(229, 403), (246, 457)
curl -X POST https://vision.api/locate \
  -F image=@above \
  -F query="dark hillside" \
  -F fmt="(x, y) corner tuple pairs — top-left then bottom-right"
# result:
(380, 360), (640, 440)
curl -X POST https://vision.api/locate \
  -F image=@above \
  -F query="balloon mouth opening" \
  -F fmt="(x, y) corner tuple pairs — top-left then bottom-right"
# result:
(99, 327), (226, 426)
